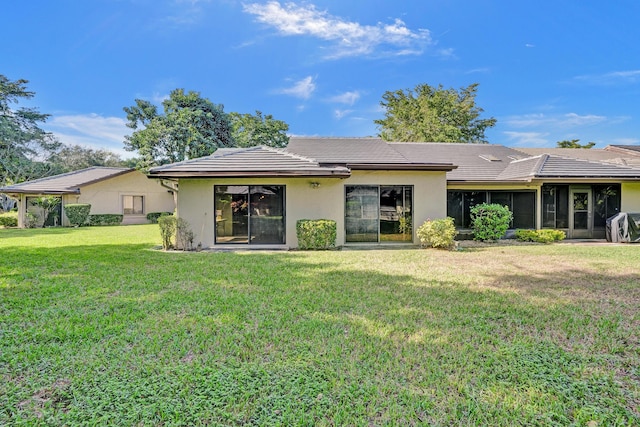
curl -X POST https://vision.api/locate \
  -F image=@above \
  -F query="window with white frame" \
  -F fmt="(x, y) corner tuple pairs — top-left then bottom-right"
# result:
(123, 195), (144, 215)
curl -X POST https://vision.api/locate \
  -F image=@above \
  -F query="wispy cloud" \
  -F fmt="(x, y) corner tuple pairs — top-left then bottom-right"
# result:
(46, 114), (132, 158)
(243, 1), (432, 59)
(276, 76), (317, 99)
(503, 131), (550, 147)
(334, 109), (353, 119)
(612, 137), (640, 145)
(504, 112), (607, 129)
(328, 91), (361, 105)
(573, 69), (640, 85)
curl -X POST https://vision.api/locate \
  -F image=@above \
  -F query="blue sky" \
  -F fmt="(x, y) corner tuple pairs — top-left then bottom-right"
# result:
(3, 1), (640, 157)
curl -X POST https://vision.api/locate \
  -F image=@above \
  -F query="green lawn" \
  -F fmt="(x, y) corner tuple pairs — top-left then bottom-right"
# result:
(1, 225), (638, 426)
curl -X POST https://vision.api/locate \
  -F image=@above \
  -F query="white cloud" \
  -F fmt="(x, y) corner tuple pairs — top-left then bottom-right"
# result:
(328, 90), (361, 105)
(243, 1), (432, 59)
(276, 76), (316, 99)
(574, 69), (640, 85)
(46, 114), (133, 158)
(503, 131), (550, 147)
(334, 109), (353, 119)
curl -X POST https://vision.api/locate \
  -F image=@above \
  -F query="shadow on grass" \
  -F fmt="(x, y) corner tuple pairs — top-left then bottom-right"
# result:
(2, 243), (639, 425)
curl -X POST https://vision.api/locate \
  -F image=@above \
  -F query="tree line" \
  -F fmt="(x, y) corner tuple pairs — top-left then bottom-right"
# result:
(2, 71), (597, 211)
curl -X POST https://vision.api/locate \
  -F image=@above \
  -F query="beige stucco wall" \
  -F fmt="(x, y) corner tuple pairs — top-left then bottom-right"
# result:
(60, 172), (175, 225)
(621, 182), (640, 212)
(177, 170), (447, 249)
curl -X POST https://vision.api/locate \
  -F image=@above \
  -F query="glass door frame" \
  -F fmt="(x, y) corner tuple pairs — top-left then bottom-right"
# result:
(569, 186), (593, 238)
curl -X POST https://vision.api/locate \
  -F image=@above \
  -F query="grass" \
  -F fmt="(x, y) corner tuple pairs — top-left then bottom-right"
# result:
(0, 224), (638, 426)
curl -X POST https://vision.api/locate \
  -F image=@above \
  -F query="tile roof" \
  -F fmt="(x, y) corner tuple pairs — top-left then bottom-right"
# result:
(148, 146), (352, 178)
(390, 142), (526, 181)
(286, 137), (411, 164)
(514, 147), (640, 166)
(497, 154), (640, 180)
(0, 167), (133, 194)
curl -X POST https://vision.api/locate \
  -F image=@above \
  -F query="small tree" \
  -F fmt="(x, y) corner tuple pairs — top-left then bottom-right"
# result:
(556, 139), (596, 149)
(29, 196), (61, 227)
(470, 203), (513, 241)
(158, 215), (177, 250)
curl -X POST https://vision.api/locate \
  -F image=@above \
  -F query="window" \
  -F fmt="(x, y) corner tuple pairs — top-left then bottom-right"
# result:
(447, 190), (535, 229)
(214, 185), (285, 244)
(123, 195), (144, 215)
(345, 185), (413, 243)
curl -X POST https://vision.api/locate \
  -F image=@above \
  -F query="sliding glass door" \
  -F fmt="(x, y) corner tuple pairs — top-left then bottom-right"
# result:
(214, 185), (285, 244)
(345, 185), (412, 243)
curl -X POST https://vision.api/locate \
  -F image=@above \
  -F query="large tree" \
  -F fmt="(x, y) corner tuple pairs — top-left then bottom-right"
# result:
(123, 89), (234, 169)
(0, 74), (60, 186)
(229, 110), (289, 148)
(375, 83), (497, 143)
(556, 139), (596, 149)
(49, 144), (128, 174)
(1, 75), (60, 211)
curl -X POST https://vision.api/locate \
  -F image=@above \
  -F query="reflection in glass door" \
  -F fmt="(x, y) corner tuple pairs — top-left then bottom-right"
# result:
(570, 188), (592, 238)
(214, 185), (285, 244)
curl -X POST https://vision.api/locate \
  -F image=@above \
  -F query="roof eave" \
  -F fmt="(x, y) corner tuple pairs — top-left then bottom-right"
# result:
(347, 163), (457, 171)
(0, 188), (81, 195)
(147, 170), (351, 179)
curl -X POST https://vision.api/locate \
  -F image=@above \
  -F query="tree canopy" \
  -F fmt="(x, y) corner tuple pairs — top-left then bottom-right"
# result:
(556, 139), (596, 149)
(0, 74), (60, 187)
(375, 83), (497, 143)
(123, 89), (234, 169)
(229, 110), (289, 148)
(124, 90), (291, 168)
(49, 144), (130, 174)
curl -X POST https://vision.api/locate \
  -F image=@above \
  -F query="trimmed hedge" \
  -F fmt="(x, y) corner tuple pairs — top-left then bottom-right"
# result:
(147, 211), (173, 224)
(65, 204), (92, 226)
(88, 214), (123, 226)
(515, 229), (566, 243)
(296, 219), (337, 250)
(0, 211), (18, 227)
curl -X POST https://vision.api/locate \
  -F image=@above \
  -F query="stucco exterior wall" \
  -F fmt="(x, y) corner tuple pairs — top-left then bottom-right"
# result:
(621, 182), (640, 212)
(60, 172), (175, 225)
(176, 170), (447, 249)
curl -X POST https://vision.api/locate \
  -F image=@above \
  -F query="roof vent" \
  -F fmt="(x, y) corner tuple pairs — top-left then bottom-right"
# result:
(479, 154), (502, 162)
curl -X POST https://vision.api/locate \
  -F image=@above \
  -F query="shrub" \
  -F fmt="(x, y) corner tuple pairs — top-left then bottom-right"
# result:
(296, 219), (337, 250)
(515, 229), (566, 243)
(0, 211), (18, 227)
(88, 214), (123, 226)
(470, 203), (513, 241)
(158, 215), (177, 250)
(176, 217), (195, 250)
(146, 211), (173, 224)
(65, 204), (92, 226)
(417, 217), (457, 249)
(25, 211), (39, 228)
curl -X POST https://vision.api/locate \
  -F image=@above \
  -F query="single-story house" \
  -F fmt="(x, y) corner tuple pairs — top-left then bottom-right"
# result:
(147, 137), (640, 249)
(1, 167), (176, 228)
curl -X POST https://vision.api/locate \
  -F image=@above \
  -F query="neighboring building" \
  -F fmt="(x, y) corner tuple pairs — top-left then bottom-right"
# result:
(0, 167), (175, 228)
(148, 138), (640, 248)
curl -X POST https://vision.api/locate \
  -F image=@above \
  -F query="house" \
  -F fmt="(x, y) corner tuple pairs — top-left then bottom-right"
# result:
(0, 167), (176, 228)
(147, 139), (456, 248)
(148, 138), (640, 248)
